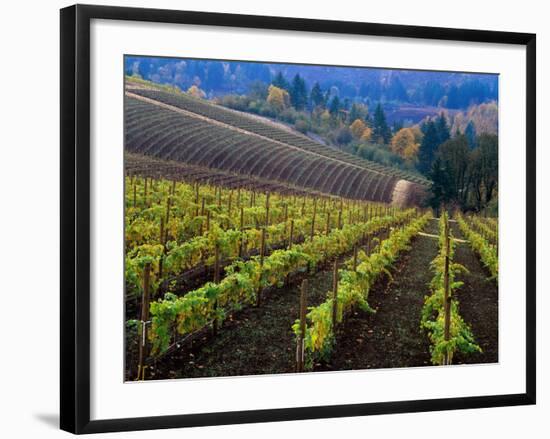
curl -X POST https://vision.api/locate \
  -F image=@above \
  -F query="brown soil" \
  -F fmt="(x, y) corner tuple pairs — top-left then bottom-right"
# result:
(140, 258), (352, 380)
(315, 219), (438, 371)
(450, 222), (499, 364)
(126, 218), (498, 381)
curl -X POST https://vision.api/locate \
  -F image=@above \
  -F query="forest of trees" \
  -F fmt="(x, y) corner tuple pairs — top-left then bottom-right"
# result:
(418, 117), (498, 212)
(125, 57), (498, 110)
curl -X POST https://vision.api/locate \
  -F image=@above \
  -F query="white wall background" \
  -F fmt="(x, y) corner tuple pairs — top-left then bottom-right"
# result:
(0, 0), (546, 437)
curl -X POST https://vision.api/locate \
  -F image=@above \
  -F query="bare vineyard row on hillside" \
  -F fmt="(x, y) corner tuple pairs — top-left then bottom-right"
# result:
(125, 97), (410, 203)
(129, 88), (430, 186)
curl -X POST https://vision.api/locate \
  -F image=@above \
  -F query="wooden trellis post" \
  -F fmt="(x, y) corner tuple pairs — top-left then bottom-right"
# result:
(265, 192), (270, 227)
(158, 217), (165, 279)
(214, 243), (221, 283)
(285, 219), (295, 287)
(296, 279), (308, 373)
(332, 261), (339, 329)
(238, 206), (245, 258)
(288, 219), (294, 250)
(136, 262), (151, 381)
(310, 198), (317, 240)
(194, 184), (200, 217)
(256, 228), (266, 307)
(165, 190), (172, 235)
(144, 177), (148, 206)
(443, 216), (452, 365)
(212, 243), (221, 336)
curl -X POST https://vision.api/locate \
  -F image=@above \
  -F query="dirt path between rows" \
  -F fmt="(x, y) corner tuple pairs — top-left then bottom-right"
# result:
(450, 222), (499, 364)
(315, 219), (439, 371)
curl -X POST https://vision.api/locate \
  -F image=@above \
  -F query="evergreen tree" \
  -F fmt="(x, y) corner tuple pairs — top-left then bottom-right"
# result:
(478, 133), (498, 205)
(329, 95), (340, 115)
(428, 157), (453, 209)
(290, 74), (308, 111)
(324, 90), (331, 107)
(392, 120), (404, 134)
(372, 103), (391, 144)
(435, 113), (450, 145)
(272, 71), (289, 91)
(437, 135), (470, 206)
(310, 82), (324, 109)
(418, 120), (439, 175)
(465, 121), (477, 148)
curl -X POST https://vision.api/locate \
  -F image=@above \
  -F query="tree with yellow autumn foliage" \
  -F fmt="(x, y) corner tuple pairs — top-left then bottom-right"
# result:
(360, 126), (373, 142)
(391, 127), (420, 162)
(350, 119), (367, 139)
(187, 85), (206, 99)
(266, 85), (290, 112)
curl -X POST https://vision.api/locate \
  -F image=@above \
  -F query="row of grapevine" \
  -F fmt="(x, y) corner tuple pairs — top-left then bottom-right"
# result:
(421, 213), (481, 365)
(125, 176), (398, 300)
(456, 213), (498, 282)
(144, 209), (415, 359)
(293, 212), (430, 370)
(467, 215), (498, 246)
(484, 217), (498, 231)
(126, 152), (316, 196)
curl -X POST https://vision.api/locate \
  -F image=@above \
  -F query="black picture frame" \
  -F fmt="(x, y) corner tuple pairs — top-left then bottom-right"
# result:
(60, 4), (536, 434)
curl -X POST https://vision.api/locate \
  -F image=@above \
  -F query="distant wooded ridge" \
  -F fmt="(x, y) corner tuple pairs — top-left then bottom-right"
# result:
(125, 56), (498, 111)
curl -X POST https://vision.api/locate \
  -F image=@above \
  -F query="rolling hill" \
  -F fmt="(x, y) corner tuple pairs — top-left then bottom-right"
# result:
(124, 85), (428, 206)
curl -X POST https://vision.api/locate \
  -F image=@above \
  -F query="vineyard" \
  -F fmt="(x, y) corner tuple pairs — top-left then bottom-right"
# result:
(128, 88), (429, 185)
(124, 173), (498, 380)
(123, 77), (498, 381)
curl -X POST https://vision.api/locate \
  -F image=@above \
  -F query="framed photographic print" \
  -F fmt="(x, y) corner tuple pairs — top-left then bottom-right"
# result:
(60, 4), (536, 434)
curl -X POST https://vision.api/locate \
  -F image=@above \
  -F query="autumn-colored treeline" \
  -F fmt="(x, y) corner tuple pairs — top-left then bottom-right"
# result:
(212, 77), (498, 213)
